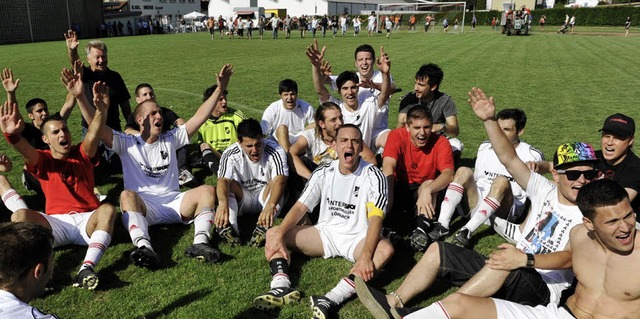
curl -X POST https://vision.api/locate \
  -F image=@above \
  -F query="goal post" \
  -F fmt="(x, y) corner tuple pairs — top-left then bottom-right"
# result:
(376, 1), (467, 33)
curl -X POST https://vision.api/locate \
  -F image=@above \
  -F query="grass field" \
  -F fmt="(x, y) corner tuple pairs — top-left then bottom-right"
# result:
(0, 25), (639, 318)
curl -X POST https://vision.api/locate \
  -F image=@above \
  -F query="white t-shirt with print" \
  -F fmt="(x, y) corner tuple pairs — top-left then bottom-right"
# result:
(111, 125), (189, 195)
(0, 290), (58, 319)
(299, 159), (387, 236)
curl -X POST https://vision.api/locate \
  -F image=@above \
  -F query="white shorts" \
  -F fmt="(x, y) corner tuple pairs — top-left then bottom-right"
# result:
(493, 299), (575, 319)
(315, 225), (367, 262)
(239, 186), (283, 217)
(42, 211), (94, 247)
(367, 24), (376, 31)
(139, 191), (188, 226)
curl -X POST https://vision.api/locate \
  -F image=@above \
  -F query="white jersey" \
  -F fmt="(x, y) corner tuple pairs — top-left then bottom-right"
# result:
(474, 141), (544, 206)
(299, 128), (337, 165)
(218, 138), (288, 193)
(111, 125), (189, 195)
(367, 15), (377, 29)
(519, 172), (583, 304)
(0, 290), (58, 318)
(299, 159), (387, 236)
(352, 18), (361, 28)
(261, 99), (315, 144)
(340, 17), (348, 27)
(329, 95), (387, 149)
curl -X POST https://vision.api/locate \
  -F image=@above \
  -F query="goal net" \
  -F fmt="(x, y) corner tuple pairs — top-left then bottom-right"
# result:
(376, 1), (467, 33)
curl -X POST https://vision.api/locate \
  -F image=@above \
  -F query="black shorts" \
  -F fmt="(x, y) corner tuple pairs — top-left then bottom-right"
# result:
(437, 242), (551, 306)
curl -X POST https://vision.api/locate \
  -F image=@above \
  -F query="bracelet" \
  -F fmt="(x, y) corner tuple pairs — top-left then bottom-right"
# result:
(389, 291), (405, 308)
(3, 133), (20, 145)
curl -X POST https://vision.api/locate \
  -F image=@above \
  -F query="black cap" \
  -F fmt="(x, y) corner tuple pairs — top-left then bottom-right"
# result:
(599, 113), (635, 138)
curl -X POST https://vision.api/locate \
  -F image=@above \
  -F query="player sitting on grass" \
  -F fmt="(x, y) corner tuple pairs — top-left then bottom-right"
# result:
(355, 87), (598, 318)
(253, 124), (394, 319)
(215, 118), (289, 247)
(65, 63), (234, 268)
(1, 82), (117, 290)
(261, 79), (315, 153)
(429, 108), (544, 248)
(381, 104), (454, 252)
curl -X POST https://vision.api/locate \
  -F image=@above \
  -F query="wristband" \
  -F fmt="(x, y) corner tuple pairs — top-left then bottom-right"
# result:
(3, 133), (20, 145)
(526, 253), (535, 268)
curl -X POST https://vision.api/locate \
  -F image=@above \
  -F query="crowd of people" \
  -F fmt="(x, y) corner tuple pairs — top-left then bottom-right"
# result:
(0, 27), (639, 319)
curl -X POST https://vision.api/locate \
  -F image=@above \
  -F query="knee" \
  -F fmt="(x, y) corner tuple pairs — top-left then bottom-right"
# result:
(275, 124), (289, 137)
(198, 185), (216, 203)
(421, 242), (441, 266)
(490, 176), (511, 195)
(453, 167), (474, 184)
(11, 209), (29, 222)
(440, 292), (468, 314)
(379, 240), (395, 262)
(120, 189), (138, 205)
(98, 203), (117, 222)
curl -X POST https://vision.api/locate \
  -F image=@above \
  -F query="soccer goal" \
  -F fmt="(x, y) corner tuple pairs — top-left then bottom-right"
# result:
(376, 1), (467, 33)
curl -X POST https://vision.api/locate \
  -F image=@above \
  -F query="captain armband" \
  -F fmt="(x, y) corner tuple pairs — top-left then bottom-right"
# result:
(366, 202), (385, 219)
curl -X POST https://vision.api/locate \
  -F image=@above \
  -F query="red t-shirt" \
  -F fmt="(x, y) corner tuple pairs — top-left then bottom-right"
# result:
(383, 128), (454, 185)
(27, 144), (100, 215)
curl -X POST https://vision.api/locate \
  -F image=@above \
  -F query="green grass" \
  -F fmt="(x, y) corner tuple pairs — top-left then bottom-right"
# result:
(0, 25), (639, 318)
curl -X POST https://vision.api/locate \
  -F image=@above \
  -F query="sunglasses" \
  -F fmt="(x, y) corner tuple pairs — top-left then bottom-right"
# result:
(556, 169), (599, 181)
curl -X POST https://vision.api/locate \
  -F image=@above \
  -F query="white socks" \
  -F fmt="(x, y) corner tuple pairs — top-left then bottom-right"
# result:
(438, 183), (464, 229)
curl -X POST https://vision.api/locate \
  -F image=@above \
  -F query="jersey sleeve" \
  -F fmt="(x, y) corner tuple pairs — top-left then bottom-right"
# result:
(434, 136), (455, 172)
(366, 166), (388, 218)
(441, 96), (458, 118)
(170, 125), (190, 149)
(298, 165), (325, 211)
(268, 144), (289, 177)
(218, 145), (237, 179)
(260, 104), (276, 136)
(109, 129), (128, 155)
(382, 129), (402, 161)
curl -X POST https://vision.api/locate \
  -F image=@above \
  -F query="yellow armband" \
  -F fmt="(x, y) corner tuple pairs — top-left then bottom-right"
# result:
(366, 202), (385, 219)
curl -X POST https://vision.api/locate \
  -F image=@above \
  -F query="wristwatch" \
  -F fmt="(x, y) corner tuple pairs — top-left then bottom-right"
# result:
(526, 253), (535, 268)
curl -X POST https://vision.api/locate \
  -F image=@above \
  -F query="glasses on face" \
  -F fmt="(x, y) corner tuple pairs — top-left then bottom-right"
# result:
(556, 169), (599, 181)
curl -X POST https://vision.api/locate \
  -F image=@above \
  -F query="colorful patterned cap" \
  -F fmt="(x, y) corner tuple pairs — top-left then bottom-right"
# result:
(553, 142), (598, 169)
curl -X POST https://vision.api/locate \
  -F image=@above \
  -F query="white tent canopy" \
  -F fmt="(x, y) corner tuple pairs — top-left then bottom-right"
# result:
(183, 11), (206, 19)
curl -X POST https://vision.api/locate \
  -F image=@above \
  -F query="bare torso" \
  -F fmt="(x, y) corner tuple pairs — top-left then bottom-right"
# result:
(568, 225), (640, 319)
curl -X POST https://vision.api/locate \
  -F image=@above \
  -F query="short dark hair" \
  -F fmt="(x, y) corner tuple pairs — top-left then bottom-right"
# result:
(40, 113), (66, 134)
(336, 123), (362, 141)
(354, 44), (375, 60)
(237, 118), (264, 141)
(134, 83), (154, 97)
(278, 79), (298, 94)
(497, 108), (527, 132)
(577, 179), (629, 221)
(415, 63), (444, 89)
(336, 71), (359, 91)
(406, 104), (433, 124)
(25, 98), (47, 114)
(0, 222), (53, 289)
(202, 85), (229, 102)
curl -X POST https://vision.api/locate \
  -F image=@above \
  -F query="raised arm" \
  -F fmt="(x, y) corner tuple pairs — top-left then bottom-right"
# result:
(0, 101), (38, 167)
(82, 82), (110, 157)
(184, 64), (234, 137)
(468, 87), (531, 190)
(305, 39), (331, 102)
(64, 30), (81, 65)
(61, 63), (113, 148)
(59, 92), (77, 121)
(1, 68), (19, 106)
(289, 136), (313, 179)
(375, 46), (392, 108)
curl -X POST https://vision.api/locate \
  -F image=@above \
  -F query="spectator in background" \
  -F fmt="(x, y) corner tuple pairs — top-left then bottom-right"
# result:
(625, 16), (631, 37)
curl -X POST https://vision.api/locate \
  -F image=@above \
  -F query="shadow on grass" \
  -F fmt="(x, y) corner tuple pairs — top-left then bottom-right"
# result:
(49, 246), (129, 291)
(232, 308), (283, 319)
(140, 288), (213, 319)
